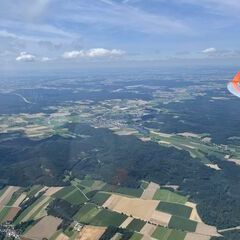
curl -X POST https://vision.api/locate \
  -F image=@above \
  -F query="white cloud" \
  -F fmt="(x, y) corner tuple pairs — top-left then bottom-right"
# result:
(62, 48), (125, 59)
(15, 52), (52, 62)
(40, 57), (51, 62)
(202, 47), (217, 54)
(87, 48), (125, 57)
(62, 50), (85, 59)
(16, 52), (36, 62)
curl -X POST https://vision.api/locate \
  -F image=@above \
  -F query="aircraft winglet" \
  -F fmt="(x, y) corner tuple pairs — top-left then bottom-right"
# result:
(228, 72), (240, 97)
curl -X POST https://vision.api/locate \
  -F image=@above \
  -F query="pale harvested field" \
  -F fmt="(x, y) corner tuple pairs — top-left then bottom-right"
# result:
(185, 232), (211, 240)
(115, 129), (138, 136)
(181, 144), (196, 150)
(205, 164), (221, 171)
(77, 226), (106, 240)
(13, 193), (27, 207)
(141, 236), (153, 240)
(141, 182), (159, 200)
(4, 207), (20, 222)
(103, 195), (120, 209)
(103, 194), (159, 221)
(196, 223), (220, 237)
(178, 132), (201, 138)
(140, 223), (157, 236)
(185, 202), (202, 222)
(24, 216), (62, 240)
(120, 216), (133, 228)
(35, 186), (49, 196)
(44, 187), (63, 196)
(56, 233), (69, 240)
(33, 204), (48, 220)
(228, 158), (240, 165)
(139, 137), (151, 142)
(0, 186), (20, 210)
(159, 140), (171, 145)
(22, 196), (50, 222)
(151, 131), (172, 138)
(149, 210), (171, 226)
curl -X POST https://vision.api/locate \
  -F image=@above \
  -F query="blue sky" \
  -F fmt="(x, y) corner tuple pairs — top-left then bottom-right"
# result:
(0, 0), (240, 69)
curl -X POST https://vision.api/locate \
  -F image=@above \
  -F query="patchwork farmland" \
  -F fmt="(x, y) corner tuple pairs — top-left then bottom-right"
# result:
(0, 181), (221, 240)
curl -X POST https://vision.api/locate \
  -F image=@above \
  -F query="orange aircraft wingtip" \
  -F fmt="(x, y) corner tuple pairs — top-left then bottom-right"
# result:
(228, 72), (240, 97)
(232, 72), (240, 83)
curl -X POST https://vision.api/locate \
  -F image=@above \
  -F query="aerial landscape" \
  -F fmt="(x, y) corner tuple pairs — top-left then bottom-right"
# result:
(0, 0), (240, 240)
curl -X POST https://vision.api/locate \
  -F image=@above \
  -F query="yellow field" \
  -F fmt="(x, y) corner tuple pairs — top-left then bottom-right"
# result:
(103, 194), (159, 221)
(77, 226), (106, 240)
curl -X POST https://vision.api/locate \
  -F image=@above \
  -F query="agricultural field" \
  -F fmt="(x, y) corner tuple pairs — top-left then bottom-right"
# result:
(0, 180), (220, 240)
(153, 189), (188, 204)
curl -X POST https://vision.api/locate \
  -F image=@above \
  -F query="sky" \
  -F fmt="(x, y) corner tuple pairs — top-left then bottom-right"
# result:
(0, 0), (240, 69)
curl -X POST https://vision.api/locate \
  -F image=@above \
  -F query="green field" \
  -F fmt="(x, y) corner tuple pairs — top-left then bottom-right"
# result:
(63, 188), (88, 205)
(7, 191), (22, 206)
(167, 229), (186, 240)
(153, 189), (187, 204)
(102, 185), (142, 198)
(0, 187), (7, 197)
(157, 201), (192, 218)
(53, 186), (87, 205)
(140, 181), (149, 190)
(27, 185), (43, 197)
(0, 206), (11, 223)
(14, 195), (49, 224)
(90, 209), (127, 227)
(91, 192), (111, 205)
(151, 226), (172, 240)
(168, 216), (197, 232)
(79, 179), (95, 188)
(129, 232), (143, 240)
(49, 230), (63, 240)
(74, 203), (101, 223)
(53, 186), (76, 199)
(126, 219), (146, 232)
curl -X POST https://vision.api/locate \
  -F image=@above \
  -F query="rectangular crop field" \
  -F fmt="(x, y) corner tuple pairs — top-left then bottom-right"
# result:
(53, 186), (76, 199)
(167, 229), (186, 240)
(151, 226), (172, 240)
(129, 233), (143, 240)
(90, 209), (127, 227)
(91, 192), (111, 205)
(168, 216), (197, 232)
(157, 201), (192, 218)
(153, 189), (187, 204)
(74, 203), (101, 224)
(126, 218), (146, 232)
(53, 186), (87, 205)
(63, 188), (88, 205)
